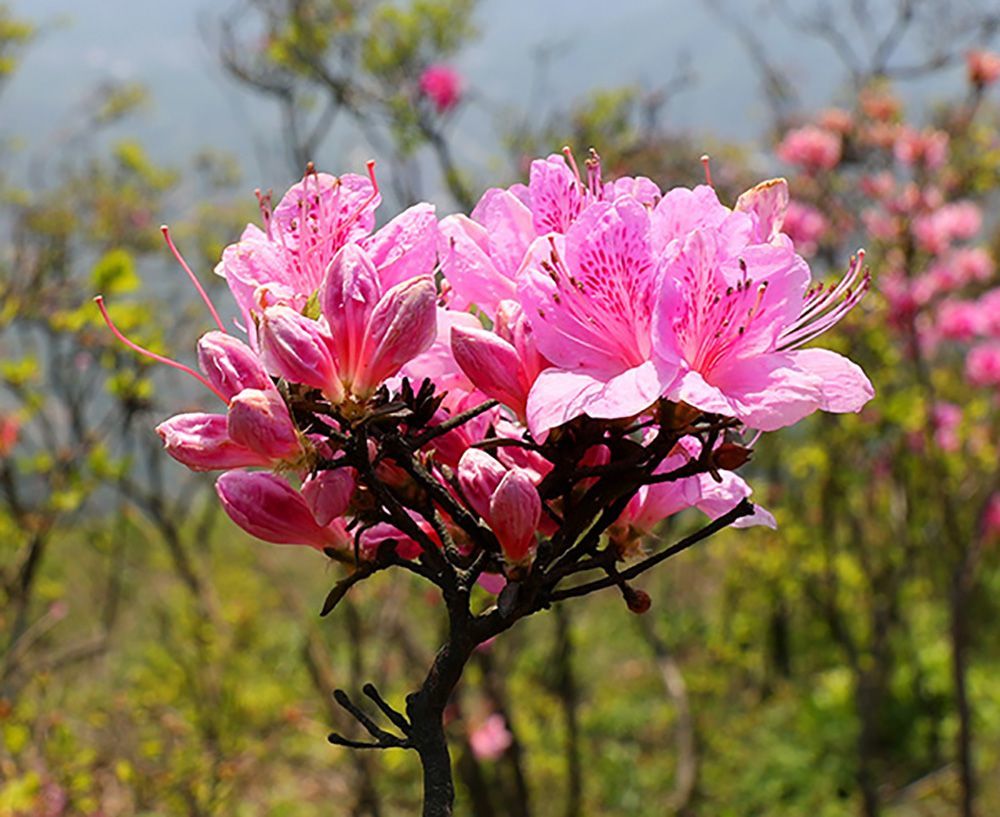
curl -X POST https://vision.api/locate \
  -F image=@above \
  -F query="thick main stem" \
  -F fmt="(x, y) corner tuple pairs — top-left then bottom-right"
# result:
(407, 602), (477, 817)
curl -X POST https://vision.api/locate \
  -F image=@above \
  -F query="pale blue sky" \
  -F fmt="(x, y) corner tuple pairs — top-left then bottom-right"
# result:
(3, 0), (970, 198)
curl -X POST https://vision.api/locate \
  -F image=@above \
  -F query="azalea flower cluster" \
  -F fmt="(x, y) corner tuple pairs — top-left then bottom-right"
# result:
(774, 72), (1000, 407)
(97, 150), (872, 588)
(772, 64), (1000, 536)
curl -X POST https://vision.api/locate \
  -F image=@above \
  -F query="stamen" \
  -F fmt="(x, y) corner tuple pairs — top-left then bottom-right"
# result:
(700, 154), (714, 188)
(255, 188), (274, 240)
(339, 160), (381, 238)
(161, 226), (226, 333)
(586, 148), (603, 198)
(777, 251), (870, 351)
(93, 296), (228, 403)
(562, 145), (583, 190)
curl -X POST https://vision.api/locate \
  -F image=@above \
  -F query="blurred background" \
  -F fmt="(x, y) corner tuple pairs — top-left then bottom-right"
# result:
(1, 1), (999, 815)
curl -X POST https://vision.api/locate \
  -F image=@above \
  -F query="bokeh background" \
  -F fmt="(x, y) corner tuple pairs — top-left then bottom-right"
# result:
(1, 1), (1000, 815)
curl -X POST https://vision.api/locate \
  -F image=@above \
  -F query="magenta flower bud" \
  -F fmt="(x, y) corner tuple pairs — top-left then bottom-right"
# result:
(451, 325), (529, 416)
(259, 305), (345, 402)
(226, 388), (301, 462)
(489, 469), (541, 564)
(197, 331), (271, 401)
(320, 243), (381, 385)
(301, 467), (356, 526)
(215, 471), (339, 549)
(156, 413), (272, 471)
(457, 448), (507, 519)
(354, 277), (437, 395)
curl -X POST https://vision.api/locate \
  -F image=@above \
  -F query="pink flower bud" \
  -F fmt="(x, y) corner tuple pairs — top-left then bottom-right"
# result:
(457, 448), (507, 519)
(302, 467), (356, 526)
(321, 243), (381, 385)
(156, 413), (272, 471)
(197, 331), (271, 401)
(215, 471), (340, 548)
(354, 277), (438, 395)
(259, 305), (344, 401)
(451, 325), (528, 416)
(489, 469), (540, 564)
(226, 388), (301, 461)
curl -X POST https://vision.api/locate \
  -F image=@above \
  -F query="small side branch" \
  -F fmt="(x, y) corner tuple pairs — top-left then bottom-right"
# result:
(548, 499), (755, 602)
(328, 687), (413, 751)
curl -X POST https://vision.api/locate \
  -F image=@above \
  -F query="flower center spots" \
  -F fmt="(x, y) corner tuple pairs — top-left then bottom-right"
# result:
(676, 258), (770, 375)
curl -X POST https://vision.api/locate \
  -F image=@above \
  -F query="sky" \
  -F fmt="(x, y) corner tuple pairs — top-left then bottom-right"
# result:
(2, 0), (973, 197)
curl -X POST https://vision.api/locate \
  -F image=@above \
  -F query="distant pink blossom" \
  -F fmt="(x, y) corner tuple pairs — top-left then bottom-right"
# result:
(937, 299), (985, 341)
(912, 202), (982, 254)
(931, 402), (962, 452)
(469, 714), (513, 761)
(984, 493), (1000, 538)
(419, 64), (463, 113)
(782, 200), (828, 256)
(967, 50), (1000, 86)
(818, 107), (853, 134)
(967, 342), (1000, 387)
(0, 414), (19, 457)
(894, 127), (949, 170)
(777, 126), (842, 172)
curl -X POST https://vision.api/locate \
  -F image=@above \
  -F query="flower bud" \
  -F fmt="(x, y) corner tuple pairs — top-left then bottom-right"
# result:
(227, 388), (301, 461)
(489, 469), (541, 564)
(320, 243), (381, 385)
(624, 586), (652, 614)
(215, 471), (339, 549)
(451, 325), (528, 416)
(197, 331), (271, 401)
(259, 305), (344, 401)
(156, 413), (271, 471)
(301, 468), (356, 526)
(457, 448), (507, 519)
(354, 277), (438, 395)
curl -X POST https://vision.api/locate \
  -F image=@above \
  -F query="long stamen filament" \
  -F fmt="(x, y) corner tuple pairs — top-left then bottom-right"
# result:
(700, 154), (714, 188)
(161, 226), (226, 333)
(93, 296), (228, 403)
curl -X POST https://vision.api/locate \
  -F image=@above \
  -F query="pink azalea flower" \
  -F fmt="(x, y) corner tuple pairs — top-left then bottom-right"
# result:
(419, 64), (463, 113)
(777, 126), (842, 172)
(215, 169), (381, 323)
(469, 713), (513, 761)
(654, 233), (873, 431)
(611, 448), (775, 552)
(215, 167), (436, 331)
(518, 196), (674, 434)
(439, 151), (659, 315)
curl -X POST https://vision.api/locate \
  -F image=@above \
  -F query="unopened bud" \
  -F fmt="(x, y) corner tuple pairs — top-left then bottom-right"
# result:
(623, 586), (651, 614)
(713, 442), (753, 470)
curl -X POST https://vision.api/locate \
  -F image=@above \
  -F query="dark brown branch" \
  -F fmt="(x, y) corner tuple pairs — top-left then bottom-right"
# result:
(548, 499), (755, 602)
